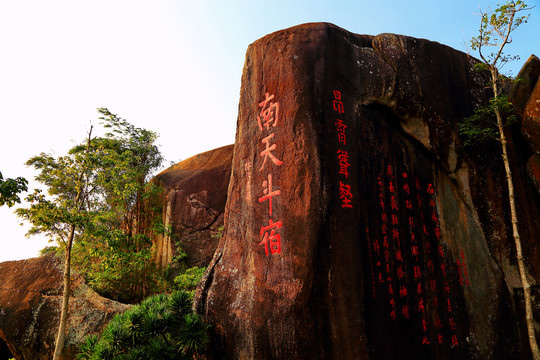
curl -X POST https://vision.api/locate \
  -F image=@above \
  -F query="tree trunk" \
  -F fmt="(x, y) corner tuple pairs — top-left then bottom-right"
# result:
(492, 70), (540, 359)
(52, 224), (76, 360)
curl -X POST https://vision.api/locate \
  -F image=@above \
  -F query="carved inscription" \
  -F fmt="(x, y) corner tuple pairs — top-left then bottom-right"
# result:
(332, 90), (353, 208)
(257, 92), (283, 255)
(367, 164), (469, 348)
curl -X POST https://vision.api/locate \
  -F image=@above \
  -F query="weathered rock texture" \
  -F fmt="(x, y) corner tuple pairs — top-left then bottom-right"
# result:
(151, 145), (233, 268)
(0, 254), (129, 360)
(516, 55), (540, 195)
(195, 23), (540, 359)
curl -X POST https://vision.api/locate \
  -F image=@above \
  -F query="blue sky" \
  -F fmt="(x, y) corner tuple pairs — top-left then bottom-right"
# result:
(1, 0), (539, 261)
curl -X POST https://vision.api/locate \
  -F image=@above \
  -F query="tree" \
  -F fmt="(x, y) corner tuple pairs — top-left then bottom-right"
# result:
(69, 108), (166, 303)
(0, 172), (27, 207)
(16, 127), (94, 360)
(89, 108), (163, 238)
(16, 109), (165, 358)
(461, 1), (538, 358)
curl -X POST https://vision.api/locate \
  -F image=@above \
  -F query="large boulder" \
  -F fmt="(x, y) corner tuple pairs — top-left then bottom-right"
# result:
(513, 55), (540, 196)
(512, 55), (540, 117)
(151, 145), (233, 268)
(523, 81), (540, 155)
(0, 254), (129, 360)
(195, 23), (540, 359)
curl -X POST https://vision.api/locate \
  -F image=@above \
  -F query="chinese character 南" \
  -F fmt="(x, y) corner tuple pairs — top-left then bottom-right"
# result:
(258, 92), (279, 131)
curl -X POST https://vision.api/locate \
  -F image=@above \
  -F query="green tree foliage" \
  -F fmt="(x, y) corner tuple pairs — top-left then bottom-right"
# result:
(76, 290), (209, 360)
(18, 110), (168, 354)
(89, 108), (163, 235)
(72, 232), (167, 303)
(67, 108), (163, 236)
(0, 172), (27, 207)
(471, 0), (531, 73)
(68, 109), (168, 303)
(458, 94), (517, 147)
(16, 109), (167, 358)
(174, 266), (206, 295)
(39, 245), (59, 256)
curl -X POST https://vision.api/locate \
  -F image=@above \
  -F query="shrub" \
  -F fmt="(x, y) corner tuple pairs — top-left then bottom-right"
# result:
(173, 266), (206, 295)
(76, 290), (209, 360)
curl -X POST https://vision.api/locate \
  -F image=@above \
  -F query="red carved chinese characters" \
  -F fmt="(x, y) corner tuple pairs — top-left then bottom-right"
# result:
(368, 166), (470, 349)
(403, 172), (428, 341)
(260, 219), (282, 255)
(375, 177), (386, 292)
(258, 174), (280, 216)
(339, 181), (353, 208)
(387, 168), (400, 319)
(256, 92), (283, 255)
(337, 149), (351, 178)
(259, 133), (283, 171)
(332, 89), (344, 114)
(331, 90), (353, 208)
(257, 92), (279, 131)
(335, 119), (347, 145)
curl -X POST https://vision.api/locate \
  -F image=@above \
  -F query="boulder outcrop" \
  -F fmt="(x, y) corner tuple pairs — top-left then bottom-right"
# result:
(195, 23), (540, 359)
(0, 254), (129, 360)
(517, 55), (540, 195)
(0, 145), (234, 359)
(151, 145), (233, 268)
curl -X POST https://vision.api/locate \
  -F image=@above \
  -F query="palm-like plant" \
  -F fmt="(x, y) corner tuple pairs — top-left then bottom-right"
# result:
(76, 290), (209, 359)
(168, 288), (192, 317)
(177, 313), (210, 354)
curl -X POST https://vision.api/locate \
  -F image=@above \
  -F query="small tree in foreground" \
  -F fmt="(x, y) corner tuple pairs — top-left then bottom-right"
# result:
(16, 127), (95, 360)
(17, 109), (165, 357)
(460, 1), (538, 358)
(76, 290), (209, 360)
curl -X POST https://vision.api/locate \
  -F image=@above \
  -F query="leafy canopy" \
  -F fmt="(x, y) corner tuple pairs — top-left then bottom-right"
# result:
(471, 0), (532, 72)
(458, 95), (517, 147)
(17, 109), (163, 244)
(17, 109), (168, 303)
(459, 1), (533, 147)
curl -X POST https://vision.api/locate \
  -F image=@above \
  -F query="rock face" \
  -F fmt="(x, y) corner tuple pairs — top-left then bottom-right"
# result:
(195, 23), (540, 359)
(516, 55), (540, 195)
(0, 254), (129, 360)
(151, 145), (233, 268)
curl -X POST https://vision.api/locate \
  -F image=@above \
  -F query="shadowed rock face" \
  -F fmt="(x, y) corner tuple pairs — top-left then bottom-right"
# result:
(0, 254), (129, 360)
(151, 145), (233, 268)
(195, 23), (540, 359)
(517, 55), (540, 195)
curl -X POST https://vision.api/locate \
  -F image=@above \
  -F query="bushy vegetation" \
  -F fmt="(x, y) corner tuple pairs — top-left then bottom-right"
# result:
(19, 108), (211, 356)
(76, 290), (209, 360)
(16, 109), (168, 357)
(0, 171), (27, 208)
(19, 109), (176, 304)
(174, 266), (206, 295)
(72, 234), (169, 304)
(458, 93), (517, 147)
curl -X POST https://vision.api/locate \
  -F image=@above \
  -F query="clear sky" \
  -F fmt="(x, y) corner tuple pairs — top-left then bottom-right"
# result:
(1, 0), (539, 262)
